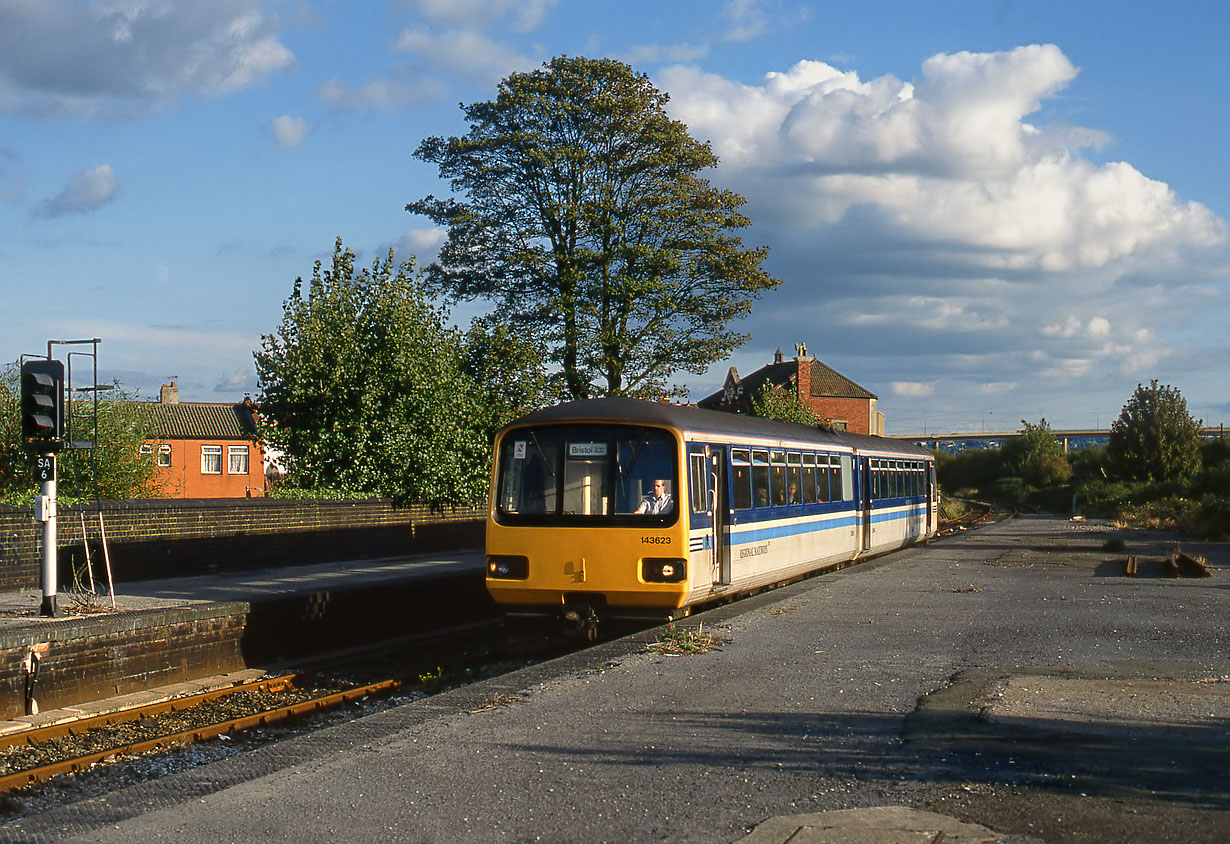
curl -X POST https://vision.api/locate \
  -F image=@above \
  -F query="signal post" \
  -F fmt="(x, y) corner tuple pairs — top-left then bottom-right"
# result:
(20, 358), (65, 618)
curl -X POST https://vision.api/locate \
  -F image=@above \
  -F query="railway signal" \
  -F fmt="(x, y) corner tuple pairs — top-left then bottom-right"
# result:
(20, 359), (65, 452)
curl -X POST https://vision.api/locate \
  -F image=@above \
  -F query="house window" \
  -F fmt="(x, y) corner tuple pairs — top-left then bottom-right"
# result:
(228, 446), (250, 474)
(139, 444), (152, 458)
(202, 445), (222, 474)
(158, 445), (171, 467)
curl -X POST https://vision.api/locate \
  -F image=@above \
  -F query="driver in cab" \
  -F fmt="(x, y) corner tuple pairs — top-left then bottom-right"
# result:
(636, 479), (672, 515)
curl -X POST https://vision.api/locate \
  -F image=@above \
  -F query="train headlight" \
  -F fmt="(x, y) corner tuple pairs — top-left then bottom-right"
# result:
(642, 558), (687, 584)
(487, 555), (529, 580)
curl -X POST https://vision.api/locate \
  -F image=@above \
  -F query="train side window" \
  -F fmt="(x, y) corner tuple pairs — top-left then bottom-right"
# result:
(838, 455), (852, 501)
(752, 450), (770, 507)
(770, 451), (787, 505)
(731, 450), (752, 510)
(802, 453), (816, 503)
(816, 455), (830, 502)
(787, 453), (802, 504)
(888, 462), (898, 498)
(690, 453), (709, 512)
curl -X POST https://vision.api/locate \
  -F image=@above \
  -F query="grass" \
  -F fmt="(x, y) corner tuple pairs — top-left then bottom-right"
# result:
(644, 623), (729, 656)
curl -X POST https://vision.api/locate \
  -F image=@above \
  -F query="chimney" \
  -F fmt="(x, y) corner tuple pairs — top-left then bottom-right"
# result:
(160, 380), (179, 404)
(794, 342), (814, 402)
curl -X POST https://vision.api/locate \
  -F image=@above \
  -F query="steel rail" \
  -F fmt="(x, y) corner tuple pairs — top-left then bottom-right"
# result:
(0, 674), (299, 753)
(0, 675), (407, 793)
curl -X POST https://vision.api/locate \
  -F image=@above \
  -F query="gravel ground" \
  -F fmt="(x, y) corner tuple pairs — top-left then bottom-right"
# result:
(1, 515), (1226, 843)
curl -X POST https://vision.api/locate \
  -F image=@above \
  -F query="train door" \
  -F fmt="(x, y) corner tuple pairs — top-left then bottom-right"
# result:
(860, 458), (873, 552)
(710, 447), (732, 586)
(925, 461), (936, 535)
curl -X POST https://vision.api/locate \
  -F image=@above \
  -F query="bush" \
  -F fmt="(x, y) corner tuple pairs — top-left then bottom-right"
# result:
(938, 447), (1006, 494)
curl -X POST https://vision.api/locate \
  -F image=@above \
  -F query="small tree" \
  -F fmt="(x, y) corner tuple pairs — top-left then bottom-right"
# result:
(409, 55), (780, 400)
(748, 382), (821, 426)
(1108, 380), (1202, 482)
(255, 239), (489, 505)
(1003, 418), (1072, 487)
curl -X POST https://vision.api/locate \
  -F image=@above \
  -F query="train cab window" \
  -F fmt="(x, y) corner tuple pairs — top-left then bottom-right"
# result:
(562, 442), (614, 515)
(752, 450), (770, 508)
(770, 451), (787, 505)
(731, 450), (752, 510)
(495, 425), (677, 523)
(802, 454), (816, 503)
(786, 453), (802, 504)
(690, 453), (709, 513)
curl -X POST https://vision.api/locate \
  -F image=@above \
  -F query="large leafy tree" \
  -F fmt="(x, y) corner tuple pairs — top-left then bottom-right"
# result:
(1108, 380), (1203, 482)
(408, 55), (781, 400)
(461, 317), (561, 440)
(254, 239), (490, 505)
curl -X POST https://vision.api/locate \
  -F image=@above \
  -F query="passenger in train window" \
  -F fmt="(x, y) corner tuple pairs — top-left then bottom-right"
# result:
(636, 479), (673, 515)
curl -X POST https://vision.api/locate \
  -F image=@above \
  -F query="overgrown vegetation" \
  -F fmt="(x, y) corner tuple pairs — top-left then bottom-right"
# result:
(254, 239), (555, 505)
(936, 382), (1229, 539)
(0, 363), (159, 506)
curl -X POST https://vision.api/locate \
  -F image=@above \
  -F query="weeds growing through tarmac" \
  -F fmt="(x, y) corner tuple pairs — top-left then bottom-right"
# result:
(645, 623), (729, 656)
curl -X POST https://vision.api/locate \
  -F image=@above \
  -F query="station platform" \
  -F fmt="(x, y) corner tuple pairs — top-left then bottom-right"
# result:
(0, 551), (489, 721)
(1, 518), (1228, 843)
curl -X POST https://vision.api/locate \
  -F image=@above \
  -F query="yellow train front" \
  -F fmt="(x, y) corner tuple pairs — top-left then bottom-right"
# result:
(485, 400), (693, 636)
(485, 397), (938, 636)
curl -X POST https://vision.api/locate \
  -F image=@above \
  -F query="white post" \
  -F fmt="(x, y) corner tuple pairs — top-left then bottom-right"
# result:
(37, 461), (59, 617)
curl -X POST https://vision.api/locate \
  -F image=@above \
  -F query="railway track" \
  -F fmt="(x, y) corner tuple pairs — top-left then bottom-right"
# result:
(0, 617), (587, 803)
(0, 673), (404, 792)
(937, 499), (996, 536)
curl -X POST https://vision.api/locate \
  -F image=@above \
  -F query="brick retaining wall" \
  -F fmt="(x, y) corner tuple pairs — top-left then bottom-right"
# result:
(0, 499), (485, 591)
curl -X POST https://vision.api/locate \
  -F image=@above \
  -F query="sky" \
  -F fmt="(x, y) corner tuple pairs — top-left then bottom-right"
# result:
(2, 0), (1229, 436)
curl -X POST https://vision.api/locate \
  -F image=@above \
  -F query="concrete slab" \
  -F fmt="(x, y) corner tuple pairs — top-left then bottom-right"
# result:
(739, 807), (1002, 843)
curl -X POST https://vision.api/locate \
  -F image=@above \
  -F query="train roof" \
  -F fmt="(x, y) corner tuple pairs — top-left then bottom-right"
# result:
(501, 398), (933, 458)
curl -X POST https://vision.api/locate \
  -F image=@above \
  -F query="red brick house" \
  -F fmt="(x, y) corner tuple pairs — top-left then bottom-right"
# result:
(133, 382), (266, 498)
(698, 343), (883, 435)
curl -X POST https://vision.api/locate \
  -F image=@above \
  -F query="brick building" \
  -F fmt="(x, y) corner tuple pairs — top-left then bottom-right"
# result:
(131, 382), (266, 498)
(698, 343), (883, 435)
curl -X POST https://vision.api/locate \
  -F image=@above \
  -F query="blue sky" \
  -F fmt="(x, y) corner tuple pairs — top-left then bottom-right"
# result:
(3, 0), (1228, 435)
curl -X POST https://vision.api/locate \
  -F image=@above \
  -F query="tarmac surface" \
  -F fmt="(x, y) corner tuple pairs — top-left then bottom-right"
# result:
(1, 515), (1227, 843)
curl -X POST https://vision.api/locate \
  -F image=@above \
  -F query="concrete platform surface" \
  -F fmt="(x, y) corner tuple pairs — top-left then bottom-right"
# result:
(0, 550), (486, 625)
(0, 516), (1226, 844)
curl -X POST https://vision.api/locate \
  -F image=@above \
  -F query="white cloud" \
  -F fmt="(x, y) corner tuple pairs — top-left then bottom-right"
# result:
(317, 72), (446, 111)
(401, 0), (558, 33)
(892, 382), (935, 398)
(720, 0), (772, 42)
(660, 45), (1230, 427)
(271, 115), (308, 149)
(395, 227), (448, 264)
(35, 164), (119, 218)
(0, 1), (294, 115)
(393, 26), (534, 83)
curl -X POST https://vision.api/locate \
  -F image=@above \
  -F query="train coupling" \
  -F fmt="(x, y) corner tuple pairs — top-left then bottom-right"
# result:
(560, 602), (601, 642)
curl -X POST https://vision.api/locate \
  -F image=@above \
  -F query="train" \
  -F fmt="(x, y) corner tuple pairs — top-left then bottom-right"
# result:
(484, 397), (938, 636)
